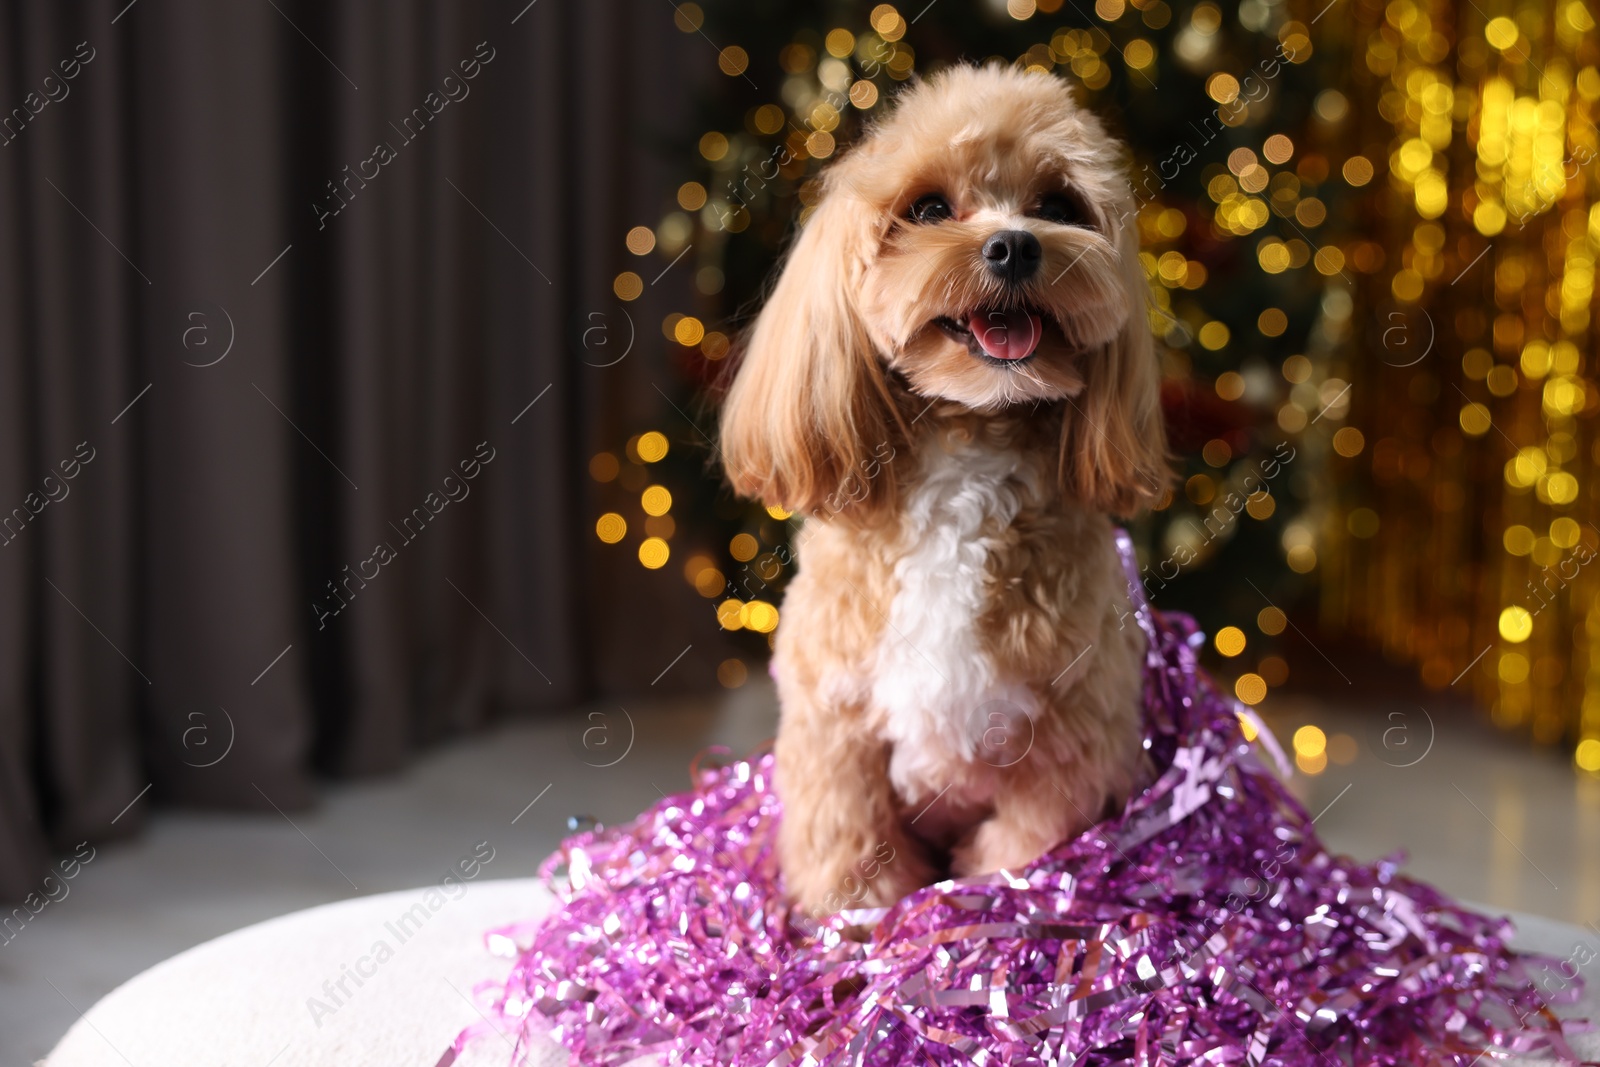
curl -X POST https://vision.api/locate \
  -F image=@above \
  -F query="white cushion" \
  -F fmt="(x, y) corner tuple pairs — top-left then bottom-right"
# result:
(44, 878), (569, 1067)
(44, 878), (1598, 1065)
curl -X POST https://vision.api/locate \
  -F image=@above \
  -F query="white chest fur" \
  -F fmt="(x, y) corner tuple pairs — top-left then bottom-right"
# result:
(869, 435), (1043, 803)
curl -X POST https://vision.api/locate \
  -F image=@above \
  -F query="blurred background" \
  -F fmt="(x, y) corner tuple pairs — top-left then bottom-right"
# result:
(3, 0), (1599, 1058)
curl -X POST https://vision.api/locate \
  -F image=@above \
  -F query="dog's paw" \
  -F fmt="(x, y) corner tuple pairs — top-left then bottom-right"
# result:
(949, 818), (1053, 878)
(785, 836), (936, 917)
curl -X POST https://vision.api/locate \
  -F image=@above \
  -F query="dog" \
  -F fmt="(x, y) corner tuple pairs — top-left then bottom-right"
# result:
(719, 65), (1169, 914)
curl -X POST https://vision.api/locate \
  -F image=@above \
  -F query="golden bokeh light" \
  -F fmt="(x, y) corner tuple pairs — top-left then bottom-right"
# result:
(718, 658), (749, 688)
(625, 226), (655, 255)
(1206, 73), (1240, 104)
(694, 568), (725, 598)
(701, 332), (731, 360)
(1503, 525), (1536, 555)
(751, 104), (784, 134)
(1293, 724), (1327, 758)
(1332, 427), (1366, 457)
(613, 272), (643, 301)
(641, 485), (672, 516)
(1286, 541), (1317, 573)
(677, 182), (707, 211)
(1498, 605), (1533, 643)
(1458, 402), (1492, 436)
(718, 46), (749, 77)
(1313, 246), (1346, 275)
(1198, 321), (1230, 350)
(1578, 739), (1600, 773)
(638, 537), (669, 569)
(744, 601), (780, 633)
(673, 316), (705, 346)
(595, 513), (626, 544)
(870, 4), (903, 35)
(849, 80), (879, 109)
(698, 132), (728, 161)
(1550, 517), (1580, 548)
(589, 453), (619, 483)
(1342, 156), (1374, 186)
(1296, 751), (1327, 775)
(636, 432), (669, 464)
(1201, 438), (1232, 466)
(671, 2), (703, 32)
(1484, 16), (1519, 50)
(729, 533), (759, 561)
(1257, 606), (1287, 635)
(1295, 198), (1327, 226)
(1234, 673), (1268, 705)
(1215, 626), (1247, 657)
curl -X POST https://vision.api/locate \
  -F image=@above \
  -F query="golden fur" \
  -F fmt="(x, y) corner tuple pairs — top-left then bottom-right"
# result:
(720, 66), (1169, 913)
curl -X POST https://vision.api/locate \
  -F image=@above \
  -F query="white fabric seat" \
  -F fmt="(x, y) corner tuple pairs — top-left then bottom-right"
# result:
(43, 878), (1599, 1065)
(44, 879), (569, 1067)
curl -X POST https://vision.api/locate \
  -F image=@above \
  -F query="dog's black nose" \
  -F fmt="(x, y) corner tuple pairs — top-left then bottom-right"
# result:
(982, 229), (1041, 284)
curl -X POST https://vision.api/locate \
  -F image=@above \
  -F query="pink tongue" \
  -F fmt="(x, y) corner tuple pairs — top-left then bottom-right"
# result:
(968, 309), (1042, 360)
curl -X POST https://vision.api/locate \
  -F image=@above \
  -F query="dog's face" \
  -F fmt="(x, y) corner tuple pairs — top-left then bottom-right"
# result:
(721, 66), (1166, 516)
(849, 75), (1136, 411)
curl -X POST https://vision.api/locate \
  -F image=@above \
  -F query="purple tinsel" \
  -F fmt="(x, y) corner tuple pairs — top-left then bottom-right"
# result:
(454, 531), (1585, 1066)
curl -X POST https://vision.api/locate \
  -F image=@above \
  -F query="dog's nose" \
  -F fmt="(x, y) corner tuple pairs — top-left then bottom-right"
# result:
(982, 229), (1042, 284)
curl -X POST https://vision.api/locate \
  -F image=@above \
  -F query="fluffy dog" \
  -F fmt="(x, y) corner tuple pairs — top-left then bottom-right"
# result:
(720, 66), (1169, 913)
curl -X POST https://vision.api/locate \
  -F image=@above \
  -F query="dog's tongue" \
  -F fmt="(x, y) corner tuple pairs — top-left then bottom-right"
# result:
(968, 309), (1042, 361)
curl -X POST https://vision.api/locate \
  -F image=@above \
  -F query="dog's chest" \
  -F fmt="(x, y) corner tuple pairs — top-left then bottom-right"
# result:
(868, 436), (1044, 803)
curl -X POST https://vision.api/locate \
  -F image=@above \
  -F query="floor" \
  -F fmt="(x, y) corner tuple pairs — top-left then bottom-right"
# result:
(6, 679), (1598, 1063)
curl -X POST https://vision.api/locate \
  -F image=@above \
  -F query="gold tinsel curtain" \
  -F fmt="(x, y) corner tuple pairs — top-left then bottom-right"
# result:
(1324, 0), (1600, 772)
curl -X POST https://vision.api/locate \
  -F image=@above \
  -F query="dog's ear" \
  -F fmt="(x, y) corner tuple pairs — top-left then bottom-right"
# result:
(720, 176), (902, 515)
(1061, 209), (1170, 515)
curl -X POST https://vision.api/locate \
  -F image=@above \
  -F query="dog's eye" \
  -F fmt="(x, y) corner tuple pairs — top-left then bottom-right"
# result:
(1035, 192), (1093, 228)
(908, 194), (953, 224)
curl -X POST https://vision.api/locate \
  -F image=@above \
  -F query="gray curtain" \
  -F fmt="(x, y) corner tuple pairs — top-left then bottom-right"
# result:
(0, 0), (711, 898)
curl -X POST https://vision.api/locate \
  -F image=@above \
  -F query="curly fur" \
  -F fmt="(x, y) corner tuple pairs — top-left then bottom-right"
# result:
(719, 65), (1169, 913)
